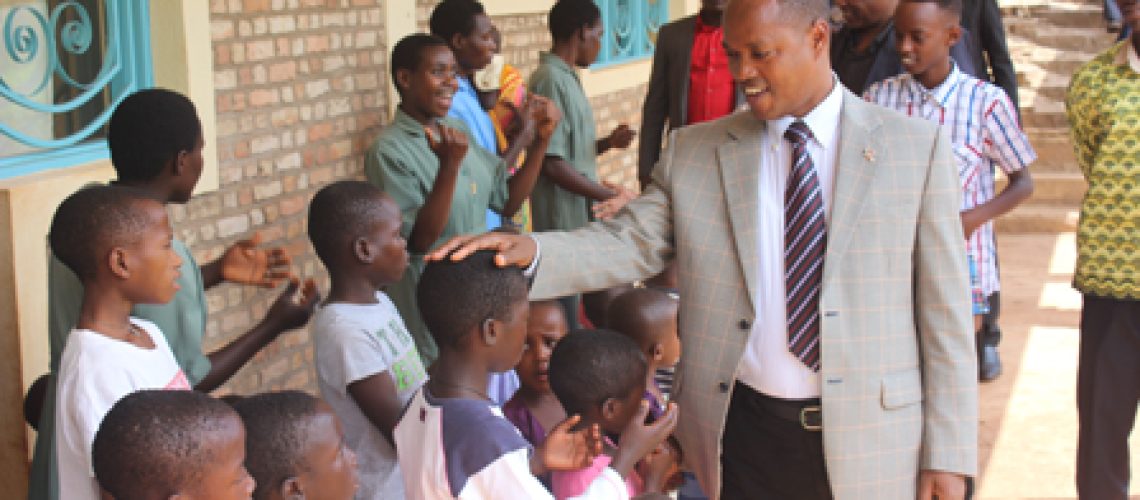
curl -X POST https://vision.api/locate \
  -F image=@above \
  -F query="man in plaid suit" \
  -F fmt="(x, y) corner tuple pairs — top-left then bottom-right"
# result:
(430, 0), (977, 498)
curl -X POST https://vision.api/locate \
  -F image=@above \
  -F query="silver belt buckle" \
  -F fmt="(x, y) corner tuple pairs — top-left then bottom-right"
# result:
(800, 406), (822, 431)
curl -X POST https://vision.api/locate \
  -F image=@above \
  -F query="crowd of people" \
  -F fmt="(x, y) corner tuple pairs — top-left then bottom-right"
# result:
(21, 0), (1139, 498)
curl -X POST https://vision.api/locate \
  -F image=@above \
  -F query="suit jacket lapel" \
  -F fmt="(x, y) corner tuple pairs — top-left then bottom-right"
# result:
(718, 113), (764, 308)
(825, 92), (883, 285)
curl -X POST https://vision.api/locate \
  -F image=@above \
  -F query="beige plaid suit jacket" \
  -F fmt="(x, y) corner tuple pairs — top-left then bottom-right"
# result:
(530, 90), (977, 499)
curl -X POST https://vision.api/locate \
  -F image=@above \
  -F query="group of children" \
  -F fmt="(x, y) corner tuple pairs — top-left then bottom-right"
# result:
(31, 0), (1038, 498)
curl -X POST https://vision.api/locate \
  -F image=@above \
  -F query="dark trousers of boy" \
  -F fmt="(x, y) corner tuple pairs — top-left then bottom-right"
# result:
(1076, 294), (1140, 500)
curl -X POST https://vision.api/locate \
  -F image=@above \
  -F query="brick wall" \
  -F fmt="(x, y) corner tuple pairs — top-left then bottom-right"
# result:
(191, 0), (389, 395)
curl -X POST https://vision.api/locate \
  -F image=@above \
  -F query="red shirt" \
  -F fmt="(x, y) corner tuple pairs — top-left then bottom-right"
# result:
(687, 16), (734, 125)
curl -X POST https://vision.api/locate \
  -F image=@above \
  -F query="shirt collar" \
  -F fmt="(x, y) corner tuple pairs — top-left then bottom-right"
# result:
(694, 13), (719, 33)
(539, 51), (579, 81)
(768, 77), (844, 148)
(394, 108), (427, 138)
(903, 62), (965, 108)
(1114, 39), (1140, 73)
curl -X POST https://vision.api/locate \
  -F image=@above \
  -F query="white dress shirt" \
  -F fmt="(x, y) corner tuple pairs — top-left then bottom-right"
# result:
(736, 80), (844, 399)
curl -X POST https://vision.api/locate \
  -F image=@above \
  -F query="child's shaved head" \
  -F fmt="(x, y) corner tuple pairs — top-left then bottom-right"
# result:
(49, 185), (161, 281)
(901, 0), (962, 15)
(93, 390), (249, 499)
(548, 329), (647, 418)
(606, 287), (680, 353)
(417, 250), (529, 350)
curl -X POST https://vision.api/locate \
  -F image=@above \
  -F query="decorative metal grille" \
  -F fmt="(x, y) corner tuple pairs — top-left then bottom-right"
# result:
(595, 0), (669, 67)
(0, 0), (152, 176)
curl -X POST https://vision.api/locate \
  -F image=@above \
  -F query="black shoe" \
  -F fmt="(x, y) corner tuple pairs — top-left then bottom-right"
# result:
(979, 344), (1001, 382)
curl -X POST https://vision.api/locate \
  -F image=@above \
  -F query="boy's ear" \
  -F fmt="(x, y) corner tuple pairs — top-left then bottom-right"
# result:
(451, 33), (468, 54)
(281, 476), (304, 499)
(601, 397), (621, 421)
(395, 68), (413, 94)
(108, 247), (131, 279)
(480, 318), (499, 346)
(353, 236), (374, 264)
(946, 24), (963, 47)
(650, 342), (665, 363)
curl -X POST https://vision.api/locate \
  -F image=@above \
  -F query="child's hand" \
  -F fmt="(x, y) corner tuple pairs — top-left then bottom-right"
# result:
(960, 209), (984, 239)
(532, 414), (602, 475)
(607, 124), (636, 149)
(592, 182), (637, 220)
(218, 231), (292, 288)
(611, 402), (679, 478)
(263, 277), (320, 334)
(637, 442), (683, 493)
(425, 124), (468, 170)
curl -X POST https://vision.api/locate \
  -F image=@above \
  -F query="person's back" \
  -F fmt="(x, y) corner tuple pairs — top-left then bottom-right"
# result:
(308, 181), (427, 499)
(48, 186), (192, 500)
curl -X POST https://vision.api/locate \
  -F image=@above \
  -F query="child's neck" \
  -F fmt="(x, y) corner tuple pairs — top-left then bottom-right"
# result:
(428, 350), (493, 402)
(76, 286), (154, 348)
(325, 271), (381, 305)
(645, 366), (664, 401)
(111, 179), (175, 204)
(916, 59), (954, 91)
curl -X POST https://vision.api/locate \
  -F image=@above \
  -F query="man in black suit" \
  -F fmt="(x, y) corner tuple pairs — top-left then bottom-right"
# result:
(638, 0), (743, 188)
(960, 0), (1019, 108)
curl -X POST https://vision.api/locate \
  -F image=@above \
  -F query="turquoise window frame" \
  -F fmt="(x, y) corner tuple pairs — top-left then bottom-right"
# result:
(593, 0), (669, 69)
(0, 1), (154, 180)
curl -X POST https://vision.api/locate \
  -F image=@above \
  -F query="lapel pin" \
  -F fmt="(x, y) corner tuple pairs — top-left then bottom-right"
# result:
(863, 147), (876, 162)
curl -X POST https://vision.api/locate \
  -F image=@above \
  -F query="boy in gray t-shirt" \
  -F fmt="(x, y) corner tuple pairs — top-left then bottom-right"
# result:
(307, 181), (427, 499)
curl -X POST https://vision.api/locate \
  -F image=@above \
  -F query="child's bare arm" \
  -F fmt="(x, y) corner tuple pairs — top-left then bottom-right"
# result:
(348, 373), (405, 445)
(961, 168), (1034, 238)
(541, 156), (616, 202)
(408, 125), (467, 253)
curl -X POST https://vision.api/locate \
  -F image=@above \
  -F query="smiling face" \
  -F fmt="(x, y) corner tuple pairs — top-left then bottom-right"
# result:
(516, 301), (569, 394)
(124, 200), (183, 305)
(723, 0), (834, 121)
(894, 1), (960, 88)
(398, 44), (459, 120)
(183, 416), (256, 500)
(452, 14), (497, 71)
(294, 403), (359, 500)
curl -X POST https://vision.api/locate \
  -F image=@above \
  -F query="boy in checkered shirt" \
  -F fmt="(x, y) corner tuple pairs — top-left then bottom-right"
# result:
(864, 0), (1035, 381)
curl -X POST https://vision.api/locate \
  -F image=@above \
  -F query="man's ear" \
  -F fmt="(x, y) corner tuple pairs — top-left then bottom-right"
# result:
(353, 236), (374, 264)
(108, 247), (131, 279)
(281, 476), (304, 499)
(809, 18), (830, 54)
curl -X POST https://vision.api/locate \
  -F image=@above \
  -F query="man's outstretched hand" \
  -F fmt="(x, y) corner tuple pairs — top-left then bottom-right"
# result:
(425, 232), (538, 269)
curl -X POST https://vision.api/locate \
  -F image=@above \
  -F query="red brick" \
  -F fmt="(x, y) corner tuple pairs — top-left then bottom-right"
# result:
(307, 122), (333, 142)
(249, 89), (279, 107)
(244, 0), (271, 12)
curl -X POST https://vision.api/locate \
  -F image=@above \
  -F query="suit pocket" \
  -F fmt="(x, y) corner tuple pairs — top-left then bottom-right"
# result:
(880, 368), (924, 410)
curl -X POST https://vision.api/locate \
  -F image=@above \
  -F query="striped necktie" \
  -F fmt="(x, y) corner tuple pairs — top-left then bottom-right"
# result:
(784, 120), (826, 372)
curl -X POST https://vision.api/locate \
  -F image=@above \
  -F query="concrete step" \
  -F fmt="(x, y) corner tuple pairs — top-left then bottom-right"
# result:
(1001, 2), (1105, 29)
(1022, 129), (1081, 174)
(1006, 23), (1116, 52)
(995, 204), (1080, 233)
(997, 171), (1087, 204)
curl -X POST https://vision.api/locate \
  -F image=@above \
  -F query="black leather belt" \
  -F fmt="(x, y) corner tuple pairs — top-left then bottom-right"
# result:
(739, 382), (823, 431)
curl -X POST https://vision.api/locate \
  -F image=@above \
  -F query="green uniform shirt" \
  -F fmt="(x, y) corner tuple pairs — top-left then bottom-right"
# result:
(364, 109), (510, 363)
(1065, 40), (1140, 300)
(528, 51), (599, 232)
(28, 238), (210, 500)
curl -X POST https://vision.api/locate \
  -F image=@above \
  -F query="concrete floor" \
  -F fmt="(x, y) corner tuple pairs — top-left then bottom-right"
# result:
(977, 232), (1139, 499)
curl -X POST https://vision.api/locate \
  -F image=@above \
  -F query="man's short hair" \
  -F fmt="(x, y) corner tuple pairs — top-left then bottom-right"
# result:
(49, 185), (159, 280)
(92, 390), (239, 499)
(548, 329), (648, 417)
(307, 180), (391, 271)
(417, 250), (529, 350)
(231, 391), (320, 500)
(429, 0), (486, 43)
(732, 0), (829, 24)
(108, 88), (202, 182)
(901, 0), (963, 16)
(390, 33), (450, 92)
(548, 0), (602, 42)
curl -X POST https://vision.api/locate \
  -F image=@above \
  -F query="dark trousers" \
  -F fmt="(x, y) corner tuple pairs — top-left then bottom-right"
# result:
(721, 382), (833, 500)
(1076, 294), (1140, 500)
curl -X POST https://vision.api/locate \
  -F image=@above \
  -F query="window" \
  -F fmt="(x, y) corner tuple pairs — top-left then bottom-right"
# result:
(0, 0), (153, 179)
(594, 0), (669, 67)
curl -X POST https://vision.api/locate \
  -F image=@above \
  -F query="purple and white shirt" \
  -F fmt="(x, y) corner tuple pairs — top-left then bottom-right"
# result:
(863, 65), (1036, 295)
(395, 387), (629, 500)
